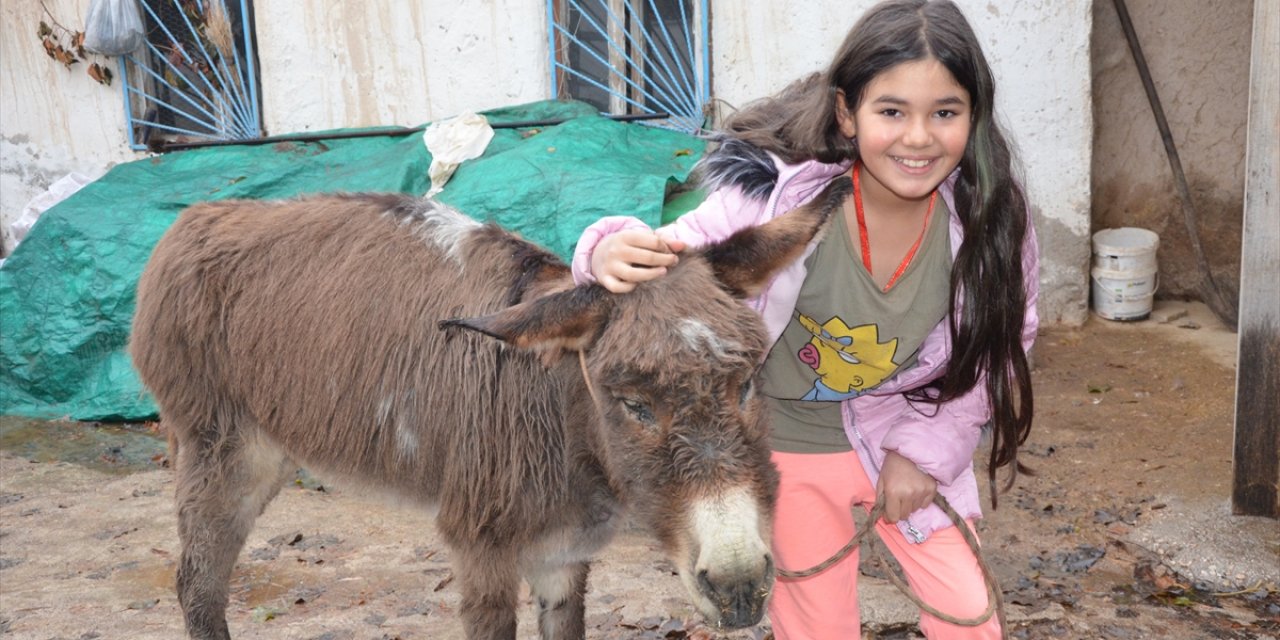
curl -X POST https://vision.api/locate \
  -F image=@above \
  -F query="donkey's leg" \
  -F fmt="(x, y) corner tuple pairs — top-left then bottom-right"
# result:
(526, 560), (590, 640)
(454, 546), (522, 640)
(173, 422), (293, 640)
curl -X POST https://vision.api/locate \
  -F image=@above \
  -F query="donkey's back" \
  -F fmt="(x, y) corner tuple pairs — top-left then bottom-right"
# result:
(133, 194), (573, 493)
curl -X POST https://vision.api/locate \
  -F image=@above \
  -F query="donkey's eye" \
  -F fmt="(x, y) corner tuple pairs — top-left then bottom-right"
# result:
(739, 378), (756, 407)
(620, 398), (655, 423)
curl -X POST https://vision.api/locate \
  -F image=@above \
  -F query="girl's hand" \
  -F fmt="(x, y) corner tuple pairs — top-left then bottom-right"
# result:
(590, 230), (687, 293)
(876, 451), (937, 523)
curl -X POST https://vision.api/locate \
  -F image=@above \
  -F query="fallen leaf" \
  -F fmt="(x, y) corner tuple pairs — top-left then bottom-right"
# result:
(251, 605), (282, 622)
(1153, 574), (1181, 591)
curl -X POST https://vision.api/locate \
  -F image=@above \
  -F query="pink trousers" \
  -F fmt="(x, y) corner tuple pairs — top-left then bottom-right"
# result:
(769, 450), (1001, 640)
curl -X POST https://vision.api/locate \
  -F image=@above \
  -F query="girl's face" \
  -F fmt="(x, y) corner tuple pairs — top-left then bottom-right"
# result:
(836, 58), (971, 208)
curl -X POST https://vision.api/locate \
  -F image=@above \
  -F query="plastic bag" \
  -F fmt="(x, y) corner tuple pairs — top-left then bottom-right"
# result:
(83, 0), (145, 56)
(422, 112), (495, 197)
(12, 173), (96, 246)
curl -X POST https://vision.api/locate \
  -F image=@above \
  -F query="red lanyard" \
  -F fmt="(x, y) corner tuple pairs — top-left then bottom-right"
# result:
(852, 162), (937, 292)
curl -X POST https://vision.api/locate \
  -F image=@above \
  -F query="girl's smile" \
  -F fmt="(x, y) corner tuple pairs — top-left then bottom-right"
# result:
(836, 58), (972, 211)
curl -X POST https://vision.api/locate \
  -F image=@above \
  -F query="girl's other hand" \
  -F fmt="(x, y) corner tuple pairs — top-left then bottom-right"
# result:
(876, 451), (937, 523)
(590, 230), (687, 293)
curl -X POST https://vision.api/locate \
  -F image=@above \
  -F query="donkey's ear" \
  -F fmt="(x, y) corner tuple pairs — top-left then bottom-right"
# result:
(700, 176), (851, 298)
(440, 285), (613, 362)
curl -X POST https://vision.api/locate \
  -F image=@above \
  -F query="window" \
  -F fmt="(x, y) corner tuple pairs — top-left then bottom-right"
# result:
(119, 0), (262, 150)
(548, 0), (709, 133)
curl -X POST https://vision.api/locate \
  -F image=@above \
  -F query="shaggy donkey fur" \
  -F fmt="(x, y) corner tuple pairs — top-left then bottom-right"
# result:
(130, 179), (849, 640)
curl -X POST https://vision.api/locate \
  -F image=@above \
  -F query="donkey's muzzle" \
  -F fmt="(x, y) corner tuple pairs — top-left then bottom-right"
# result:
(696, 554), (774, 628)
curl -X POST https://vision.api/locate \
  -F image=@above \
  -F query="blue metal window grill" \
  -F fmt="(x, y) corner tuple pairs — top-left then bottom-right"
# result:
(548, 0), (710, 134)
(118, 0), (261, 150)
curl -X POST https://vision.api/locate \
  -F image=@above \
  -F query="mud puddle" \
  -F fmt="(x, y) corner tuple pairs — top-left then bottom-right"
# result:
(0, 416), (167, 474)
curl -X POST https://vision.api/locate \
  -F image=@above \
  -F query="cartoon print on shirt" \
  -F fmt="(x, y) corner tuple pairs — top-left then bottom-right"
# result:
(795, 313), (899, 401)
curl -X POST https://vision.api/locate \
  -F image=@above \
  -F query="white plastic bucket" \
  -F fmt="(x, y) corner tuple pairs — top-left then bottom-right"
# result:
(1092, 267), (1158, 321)
(1092, 227), (1159, 272)
(1091, 227), (1160, 321)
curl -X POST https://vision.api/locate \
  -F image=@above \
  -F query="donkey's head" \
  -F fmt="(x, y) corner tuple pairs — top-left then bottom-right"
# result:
(446, 177), (851, 628)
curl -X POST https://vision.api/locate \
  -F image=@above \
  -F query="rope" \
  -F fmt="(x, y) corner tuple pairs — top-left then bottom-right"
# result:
(577, 350), (1008, 636)
(776, 495), (1008, 636)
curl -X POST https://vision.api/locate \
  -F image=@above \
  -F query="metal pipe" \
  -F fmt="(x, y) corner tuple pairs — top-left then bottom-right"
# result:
(157, 112), (673, 152)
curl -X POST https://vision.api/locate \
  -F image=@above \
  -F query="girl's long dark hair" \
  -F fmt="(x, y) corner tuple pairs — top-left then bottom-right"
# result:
(723, 0), (1034, 505)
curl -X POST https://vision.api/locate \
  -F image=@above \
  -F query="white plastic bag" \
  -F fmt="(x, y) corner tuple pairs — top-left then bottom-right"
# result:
(12, 173), (96, 246)
(83, 0), (146, 56)
(422, 112), (495, 197)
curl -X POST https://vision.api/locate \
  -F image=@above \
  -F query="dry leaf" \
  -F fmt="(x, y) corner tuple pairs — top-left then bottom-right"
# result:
(55, 47), (78, 68)
(88, 63), (113, 86)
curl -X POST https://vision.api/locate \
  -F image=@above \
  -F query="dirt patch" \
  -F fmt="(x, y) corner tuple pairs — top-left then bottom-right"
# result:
(1, 303), (1276, 639)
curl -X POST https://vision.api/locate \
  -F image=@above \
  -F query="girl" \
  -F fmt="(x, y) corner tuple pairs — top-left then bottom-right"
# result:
(571, 1), (1037, 638)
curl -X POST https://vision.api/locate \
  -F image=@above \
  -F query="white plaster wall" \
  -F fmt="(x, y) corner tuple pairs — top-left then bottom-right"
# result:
(0, 0), (552, 258)
(711, 0), (1094, 325)
(0, 0), (135, 255)
(1, 0), (1092, 324)
(255, 1), (551, 133)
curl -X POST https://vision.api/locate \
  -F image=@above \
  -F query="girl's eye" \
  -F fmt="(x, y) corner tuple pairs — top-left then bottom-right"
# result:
(879, 108), (902, 117)
(935, 109), (959, 119)
(620, 398), (655, 424)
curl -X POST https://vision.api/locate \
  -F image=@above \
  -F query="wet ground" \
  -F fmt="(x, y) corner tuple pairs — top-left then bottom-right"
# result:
(0, 301), (1277, 639)
(0, 419), (167, 475)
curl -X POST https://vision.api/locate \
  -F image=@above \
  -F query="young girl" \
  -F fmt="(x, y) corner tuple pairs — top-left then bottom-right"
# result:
(572, 1), (1037, 637)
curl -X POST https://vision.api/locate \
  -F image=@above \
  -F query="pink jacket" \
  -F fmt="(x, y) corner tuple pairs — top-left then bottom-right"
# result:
(572, 148), (1040, 542)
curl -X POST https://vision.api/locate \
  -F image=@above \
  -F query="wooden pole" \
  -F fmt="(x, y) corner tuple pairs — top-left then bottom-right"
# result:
(1232, 0), (1280, 518)
(1112, 0), (1239, 328)
(607, 0), (627, 115)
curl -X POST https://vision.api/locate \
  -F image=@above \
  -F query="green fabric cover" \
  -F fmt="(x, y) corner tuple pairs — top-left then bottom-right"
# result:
(0, 100), (706, 421)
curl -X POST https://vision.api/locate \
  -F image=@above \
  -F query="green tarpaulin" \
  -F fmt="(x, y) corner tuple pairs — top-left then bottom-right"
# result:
(0, 101), (706, 421)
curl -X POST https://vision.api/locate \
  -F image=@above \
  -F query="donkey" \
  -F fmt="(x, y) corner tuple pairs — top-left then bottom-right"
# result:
(129, 177), (850, 640)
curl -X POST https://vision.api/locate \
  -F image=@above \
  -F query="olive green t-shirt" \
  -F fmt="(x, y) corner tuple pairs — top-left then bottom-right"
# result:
(761, 195), (952, 453)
